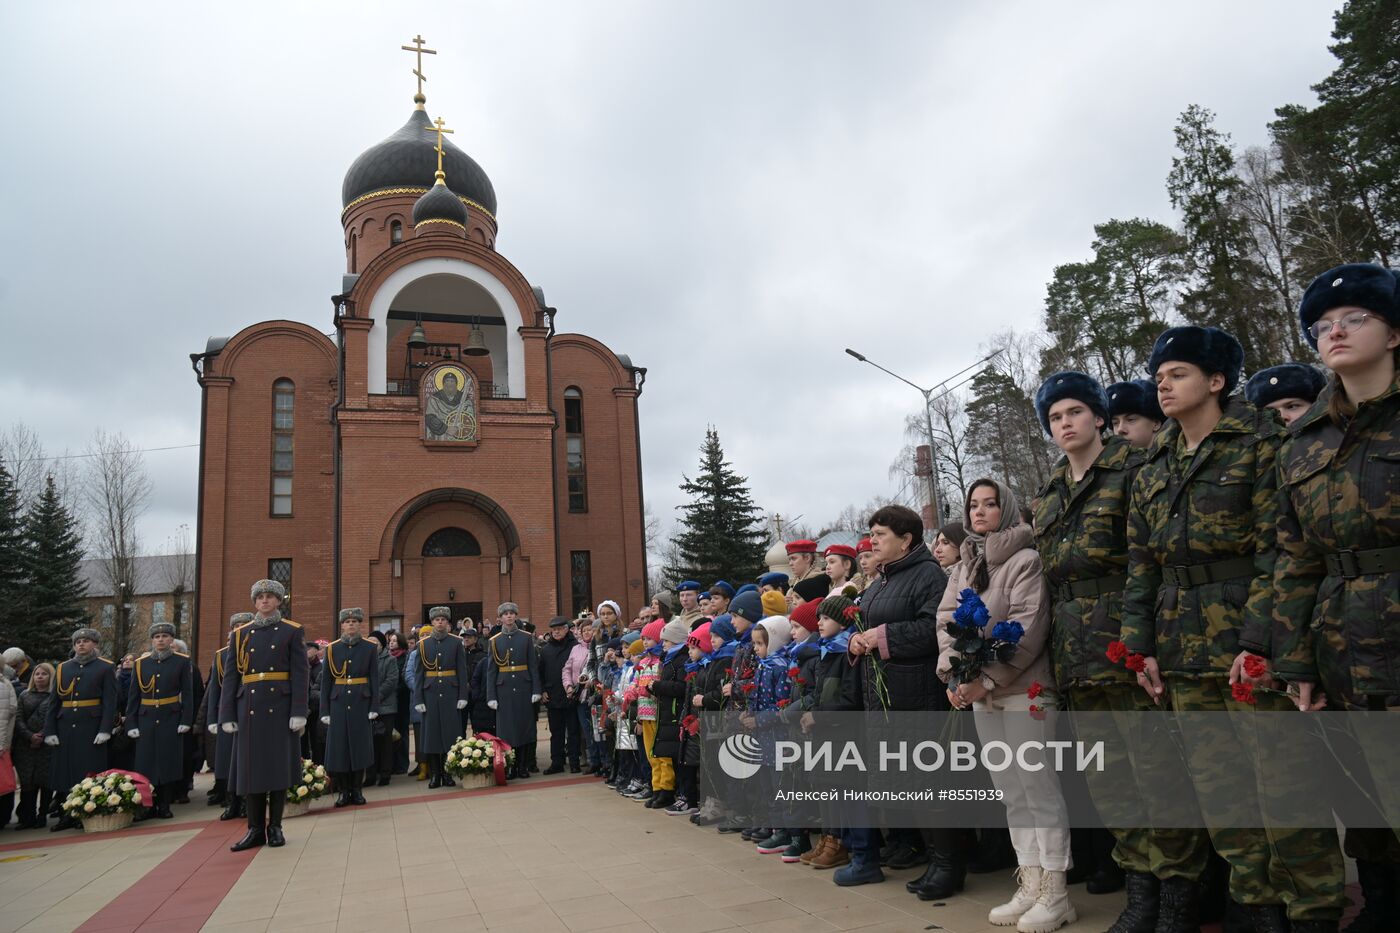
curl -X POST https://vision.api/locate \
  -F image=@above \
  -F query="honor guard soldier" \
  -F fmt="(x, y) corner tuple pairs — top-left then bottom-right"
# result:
(321, 608), (380, 806)
(220, 579), (309, 851)
(45, 627), (118, 831)
(485, 601), (541, 779)
(127, 621), (195, 820)
(675, 581), (705, 631)
(411, 607), (468, 787)
(207, 612), (252, 821)
(783, 540), (823, 610)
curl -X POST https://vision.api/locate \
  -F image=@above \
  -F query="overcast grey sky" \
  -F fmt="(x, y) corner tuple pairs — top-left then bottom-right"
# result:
(0, 1), (1340, 558)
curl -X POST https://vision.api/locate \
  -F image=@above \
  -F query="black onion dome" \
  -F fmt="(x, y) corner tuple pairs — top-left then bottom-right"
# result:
(342, 109), (497, 215)
(413, 176), (468, 227)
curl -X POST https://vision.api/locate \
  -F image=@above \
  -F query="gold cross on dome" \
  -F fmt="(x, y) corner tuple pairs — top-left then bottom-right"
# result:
(426, 116), (454, 175)
(401, 34), (437, 99)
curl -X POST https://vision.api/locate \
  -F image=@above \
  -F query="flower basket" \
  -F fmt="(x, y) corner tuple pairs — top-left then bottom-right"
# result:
(455, 772), (493, 791)
(285, 759), (329, 805)
(445, 734), (515, 785)
(62, 770), (146, 829)
(284, 800), (312, 819)
(82, 811), (135, 834)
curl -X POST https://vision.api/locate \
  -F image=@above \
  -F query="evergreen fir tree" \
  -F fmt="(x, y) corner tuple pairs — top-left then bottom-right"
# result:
(664, 428), (768, 587)
(20, 474), (88, 662)
(0, 461), (25, 642)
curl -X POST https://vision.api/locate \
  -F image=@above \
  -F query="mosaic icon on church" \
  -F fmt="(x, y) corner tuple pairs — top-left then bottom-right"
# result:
(423, 363), (478, 442)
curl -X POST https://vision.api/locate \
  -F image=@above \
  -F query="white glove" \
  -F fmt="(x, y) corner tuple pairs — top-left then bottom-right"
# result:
(487, 700), (498, 710)
(289, 716), (307, 732)
(94, 732), (110, 745)
(531, 694), (541, 703)
(455, 700), (467, 710)
(177, 725), (190, 734)
(222, 721), (238, 734)
(207, 723), (218, 735)
(127, 728), (140, 739)
(368, 712), (378, 720)
(415, 704), (426, 713)
(319, 715), (331, 725)
(45, 735), (60, 747)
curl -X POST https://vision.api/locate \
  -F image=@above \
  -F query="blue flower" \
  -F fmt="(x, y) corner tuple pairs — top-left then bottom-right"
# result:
(990, 621), (1024, 645)
(972, 606), (990, 629)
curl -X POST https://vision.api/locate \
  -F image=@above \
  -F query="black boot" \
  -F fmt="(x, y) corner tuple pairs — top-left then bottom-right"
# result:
(155, 783), (176, 819)
(428, 757), (443, 789)
(1153, 876), (1200, 933)
(914, 829), (966, 901)
(266, 794), (285, 847)
(351, 771), (367, 805)
(50, 813), (78, 832)
(905, 859), (940, 894)
(219, 794), (244, 821)
(438, 758), (455, 788)
(207, 779), (226, 806)
(1242, 904), (1290, 933)
(334, 773), (352, 806)
(1104, 870), (1158, 933)
(966, 826), (1016, 874)
(1343, 860), (1393, 933)
(231, 794), (266, 851)
(1086, 829), (1125, 894)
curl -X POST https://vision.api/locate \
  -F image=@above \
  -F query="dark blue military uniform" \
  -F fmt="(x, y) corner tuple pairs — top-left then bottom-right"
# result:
(320, 636), (379, 780)
(412, 633), (468, 753)
(219, 616), (309, 795)
(127, 649), (195, 813)
(485, 628), (540, 776)
(206, 646), (236, 788)
(46, 654), (118, 799)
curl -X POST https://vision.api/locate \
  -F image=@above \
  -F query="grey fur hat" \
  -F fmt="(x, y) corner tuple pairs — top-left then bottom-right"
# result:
(230, 612), (254, 627)
(251, 579), (286, 601)
(71, 627), (102, 644)
(427, 606), (452, 622)
(497, 601), (520, 616)
(338, 607), (365, 624)
(149, 621), (176, 638)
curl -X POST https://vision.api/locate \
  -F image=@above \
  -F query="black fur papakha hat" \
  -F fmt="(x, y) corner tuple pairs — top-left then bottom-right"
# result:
(1146, 326), (1245, 397)
(1245, 363), (1326, 409)
(1034, 371), (1109, 436)
(1106, 379), (1165, 422)
(1298, 263), (1399, 349)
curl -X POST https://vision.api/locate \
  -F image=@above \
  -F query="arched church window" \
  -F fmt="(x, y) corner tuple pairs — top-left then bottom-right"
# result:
(271, 379), (294, 516)
(422, 527), (482, 557)
(564, 387), (587, 513)
(390, 220), (403, 244)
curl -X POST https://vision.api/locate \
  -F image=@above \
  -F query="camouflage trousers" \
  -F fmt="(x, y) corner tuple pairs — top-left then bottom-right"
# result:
(1168, 678), (1346, 921)
(1067, 682), (1209, 880)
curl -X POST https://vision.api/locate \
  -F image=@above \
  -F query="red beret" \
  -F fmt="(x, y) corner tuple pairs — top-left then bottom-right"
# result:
(856, 538), (873, 553)
(824, 544), (858, 560)
(785, 539), (818, 555)
(789, 600), (820, 633)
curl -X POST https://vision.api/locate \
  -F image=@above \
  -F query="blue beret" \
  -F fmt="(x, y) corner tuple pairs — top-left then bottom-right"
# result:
(758, 572), (789, 588)
(1106, 379), (1164, 423)
(735, 583), (758, 596)
(1147, 326), (1244, 397)
(709, 615), (737, 642)
(1299, 263), (1399, 349)
(1034, 371), (1110, 436)
(1245, 363), (1326, 409)
(729, 590), (764, 624)
(698, 591), (711, 600)
(709, 581), (735, 600)
(676, 580), (702, 593)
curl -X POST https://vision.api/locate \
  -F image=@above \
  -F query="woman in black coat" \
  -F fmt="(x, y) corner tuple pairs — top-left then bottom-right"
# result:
(13, 665), (56, 828)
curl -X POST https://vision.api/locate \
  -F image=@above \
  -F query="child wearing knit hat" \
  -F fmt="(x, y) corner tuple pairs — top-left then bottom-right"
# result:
(691, 618), (737, 827)
(748, 618), (796, 856)
(632, 620), (670, 806)
(644, 620), (691, 812)
(675, 623), (713, 820)
(611, 635), (647, 797)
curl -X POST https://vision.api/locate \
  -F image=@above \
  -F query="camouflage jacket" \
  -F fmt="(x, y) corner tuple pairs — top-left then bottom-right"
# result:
(1272, 373), (1400, 701)
(1033, 434), (1144, 688)
(1120, 395), (1283, 676)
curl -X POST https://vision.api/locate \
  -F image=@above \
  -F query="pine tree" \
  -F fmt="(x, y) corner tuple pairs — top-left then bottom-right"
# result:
(664, 428), (768, 587)
(0, 461), (25, 642)
(20, 475), (88, 662)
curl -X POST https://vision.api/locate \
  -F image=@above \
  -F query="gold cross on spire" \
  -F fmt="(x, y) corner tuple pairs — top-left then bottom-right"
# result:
(426, 116), (454, 180)
(401, 34), (437, 106)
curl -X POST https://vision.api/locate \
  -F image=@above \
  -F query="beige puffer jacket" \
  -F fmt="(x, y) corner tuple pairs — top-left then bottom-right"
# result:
(936, 524), (1053, 700)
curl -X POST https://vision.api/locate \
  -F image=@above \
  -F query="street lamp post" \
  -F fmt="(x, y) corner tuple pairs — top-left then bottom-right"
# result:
(845, 348), (1003, 531)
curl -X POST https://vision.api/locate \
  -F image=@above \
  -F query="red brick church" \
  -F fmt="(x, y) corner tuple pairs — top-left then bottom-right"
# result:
(190, 57), (647, 657)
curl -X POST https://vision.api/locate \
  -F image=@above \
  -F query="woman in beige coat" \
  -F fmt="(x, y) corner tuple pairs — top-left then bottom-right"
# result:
(936, 478), (1075, 933)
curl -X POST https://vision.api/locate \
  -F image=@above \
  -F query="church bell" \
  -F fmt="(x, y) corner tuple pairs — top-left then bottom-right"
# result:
(464, 324), (489, 357)
(408, 319), (428, 349)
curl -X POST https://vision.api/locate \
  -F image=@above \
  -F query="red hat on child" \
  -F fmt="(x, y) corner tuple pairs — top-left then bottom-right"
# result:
(785, 539), (818, 555)
(824, 544), (858, 560)
(688, 622), (714, 652)
(642, 619), (665, 642)
(789, 600), (820, 633)
(856, 538), (873, 553)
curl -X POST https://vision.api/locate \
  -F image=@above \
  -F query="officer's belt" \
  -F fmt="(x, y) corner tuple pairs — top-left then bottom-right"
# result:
(334, 677), (368, 685)
(1054, 573), (1127, 602)
(61, 699), (100, 709)
(496, 664), (529, 673)
(140, 696), (180, 706)
(424, 671), (456, 678)
(1325, 546), (1400, 580)
(243, 671), (289, 682)
(1160, 556), (1255, 589)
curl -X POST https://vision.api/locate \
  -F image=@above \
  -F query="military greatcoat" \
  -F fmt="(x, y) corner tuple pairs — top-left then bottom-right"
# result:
(319, 636), (379, 771)
(126, 649), (195, 785)
(219, 615), (309, 794)
(411, 632), (469, 753)
(45, 654), (118, 794)
(205, 646), (237, 787)
(484, 628), (541, 751)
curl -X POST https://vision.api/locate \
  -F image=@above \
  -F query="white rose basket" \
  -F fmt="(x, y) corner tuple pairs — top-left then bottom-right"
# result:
(444, 735), (514, 787)
(62, 771), (144, 833)
(284, 759), (329, 816)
